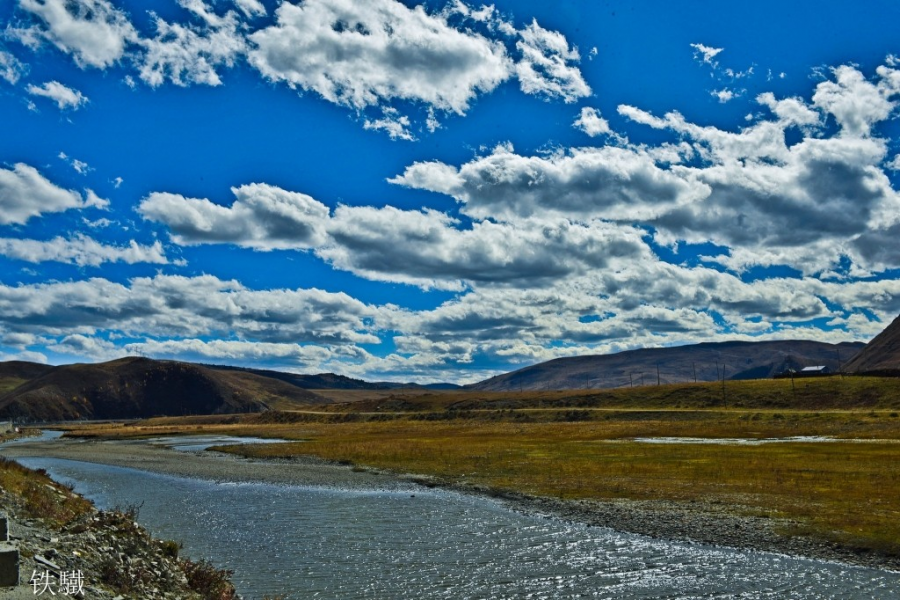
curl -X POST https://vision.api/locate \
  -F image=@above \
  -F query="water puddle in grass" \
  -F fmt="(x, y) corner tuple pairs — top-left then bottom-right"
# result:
(137, 434), (292, 452)
(623, 436), (900, 445)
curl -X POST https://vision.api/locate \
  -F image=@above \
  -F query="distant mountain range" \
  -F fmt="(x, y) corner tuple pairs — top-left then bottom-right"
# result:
(2, 331), (895, 420)
(467, 340), (865, 392)
(204, 364), (462, 391)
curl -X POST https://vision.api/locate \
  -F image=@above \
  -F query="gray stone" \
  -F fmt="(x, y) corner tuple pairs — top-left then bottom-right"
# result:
(0, 543), (19, 587)
(35, 555), (61, 572)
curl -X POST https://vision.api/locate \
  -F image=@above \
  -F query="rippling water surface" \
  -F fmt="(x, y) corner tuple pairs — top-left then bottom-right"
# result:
(12, 439), (900, 600)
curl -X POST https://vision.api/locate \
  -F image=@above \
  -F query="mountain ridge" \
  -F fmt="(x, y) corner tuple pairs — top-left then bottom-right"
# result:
(467, 339), (864, 392)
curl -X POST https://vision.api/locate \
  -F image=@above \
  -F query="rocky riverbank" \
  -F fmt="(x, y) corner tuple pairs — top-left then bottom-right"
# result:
(0, 455), (237, 600)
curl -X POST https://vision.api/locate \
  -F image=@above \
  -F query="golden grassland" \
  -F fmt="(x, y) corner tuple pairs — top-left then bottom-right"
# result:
(57, 376), (900, 557)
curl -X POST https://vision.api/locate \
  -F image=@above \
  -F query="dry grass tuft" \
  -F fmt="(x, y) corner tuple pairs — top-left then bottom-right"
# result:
(0, 456), (93, 527)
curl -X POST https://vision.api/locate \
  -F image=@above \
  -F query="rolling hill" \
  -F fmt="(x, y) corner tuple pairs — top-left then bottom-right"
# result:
(469, 340), (865, 392)
(0, 357), (330, 422)
(842, 313), (900, 375)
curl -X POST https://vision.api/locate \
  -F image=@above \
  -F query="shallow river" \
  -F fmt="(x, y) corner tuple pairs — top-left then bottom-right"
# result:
(9, 435), (900, 599)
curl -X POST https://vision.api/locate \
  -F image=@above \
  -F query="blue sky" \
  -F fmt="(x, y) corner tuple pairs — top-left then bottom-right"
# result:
(1, 0), (899, 383)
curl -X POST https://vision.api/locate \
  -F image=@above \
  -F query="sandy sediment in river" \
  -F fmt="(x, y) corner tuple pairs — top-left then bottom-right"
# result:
(0, 437), (405, 490)
(3, 436), (898, 574)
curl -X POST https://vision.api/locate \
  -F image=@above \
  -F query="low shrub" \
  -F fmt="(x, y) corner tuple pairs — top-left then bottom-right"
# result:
(181, 558), (237, 600)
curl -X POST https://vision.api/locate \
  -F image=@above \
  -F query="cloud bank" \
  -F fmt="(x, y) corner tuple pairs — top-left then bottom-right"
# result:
(122, 60), (900, 380)
(9, 0), (589, 138)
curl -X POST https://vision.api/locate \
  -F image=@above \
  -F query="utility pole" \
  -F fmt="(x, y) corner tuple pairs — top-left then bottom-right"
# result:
(693, 362), (697, 383)
(629, 372), (633, 387)
(836, 347), (843, 379)
(722, 363), (727, 407)
(656, 363), (660, 386)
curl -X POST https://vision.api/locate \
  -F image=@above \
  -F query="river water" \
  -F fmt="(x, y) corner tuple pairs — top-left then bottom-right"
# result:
(7, 435), (900, 599)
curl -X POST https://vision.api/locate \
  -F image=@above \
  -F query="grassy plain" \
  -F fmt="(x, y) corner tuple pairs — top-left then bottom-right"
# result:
(61, 376), (900, 558)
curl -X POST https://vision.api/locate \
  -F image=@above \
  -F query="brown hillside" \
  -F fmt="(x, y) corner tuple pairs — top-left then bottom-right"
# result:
(0, 357), (329, 422)
(469, 340), (864, 392)
(843, 314), (900, 375)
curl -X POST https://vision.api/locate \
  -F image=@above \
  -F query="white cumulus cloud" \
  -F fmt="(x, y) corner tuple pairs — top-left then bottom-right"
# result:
(139, 179), (654, 290)
(363, 107), (414, 140)
(0, 235), (169, 267)
(14, 0), (138, 68)
(690, 42), (723, 66)
(233, 0), (265, 18)
(0, 274), (381, 344)
(139, 183), (330, 250)
(573, 107), (611, 136)
(137, 0), (247, 87)
(515, 19), (590, 102)
(391, 142), (702, 222)
(0, 163), (107, 225)
(0, 50), (27, 84)
(320, 206), (651, 290)
(394, 62), (900, 278)
(812, 65), (897, 137)
(712, 88), (735, 103)
(47, 334), (121, 360)
(27, 81), (88, 109)
(248, 0), (512, 115)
